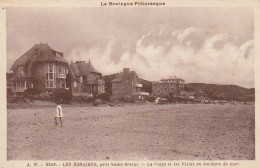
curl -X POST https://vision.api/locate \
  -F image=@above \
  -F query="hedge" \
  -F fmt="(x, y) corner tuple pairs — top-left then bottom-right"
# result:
(52, 88), (72, 104)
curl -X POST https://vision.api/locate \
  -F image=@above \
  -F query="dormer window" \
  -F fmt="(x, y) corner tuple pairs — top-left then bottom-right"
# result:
(55, 52), (60, 57)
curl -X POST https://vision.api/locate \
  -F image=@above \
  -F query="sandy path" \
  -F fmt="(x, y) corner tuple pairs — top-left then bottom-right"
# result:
(7, 103), (255, 160)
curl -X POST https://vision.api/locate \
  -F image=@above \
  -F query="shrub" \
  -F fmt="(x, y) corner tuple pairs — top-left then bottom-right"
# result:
(96, 93), (110, 101)
(124, 95), (131, 103)
(92, 99), (102, 106)
(52, 88), (72, 104)
(7, 88), (14, 98)
(85, 97), (95, 103)
(7, 97), (17, 103)
(146, 95), (156, 102)
(24, 88), (41, 97)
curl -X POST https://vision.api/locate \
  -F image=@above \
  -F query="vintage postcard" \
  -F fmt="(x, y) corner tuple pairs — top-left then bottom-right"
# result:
(0, 0), (259, 168)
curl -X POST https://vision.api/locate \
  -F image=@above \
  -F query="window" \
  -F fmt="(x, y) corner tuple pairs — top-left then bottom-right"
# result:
(49, 73), (54, 80)
(17, 66), (24, 77)
(55, 52), (62, 57)
(15, 81), (27, 92)
(61, 82), (66, 88)
(50, 81), (54, 87)
(59, 67), (61, 77)
(45, 63), (56, 88)
(73, 81), (77, 88)
(58, 66), (66, 78)
(57, 66), (60, 78)
(80, 76), (83, 83)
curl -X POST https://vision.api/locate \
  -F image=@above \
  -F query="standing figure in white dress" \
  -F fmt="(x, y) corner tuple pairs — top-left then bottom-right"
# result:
(55, 102), (63, 127)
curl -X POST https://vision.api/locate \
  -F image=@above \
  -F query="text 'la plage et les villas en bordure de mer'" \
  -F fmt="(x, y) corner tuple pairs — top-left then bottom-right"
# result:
(101, 2), (166, 7)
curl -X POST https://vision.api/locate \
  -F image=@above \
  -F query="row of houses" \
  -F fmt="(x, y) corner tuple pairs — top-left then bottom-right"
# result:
(7, 43), (185, 100)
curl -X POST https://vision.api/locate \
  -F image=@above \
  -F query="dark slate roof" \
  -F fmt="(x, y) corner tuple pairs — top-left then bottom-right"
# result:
(69, 63), (81, 77)
(130, 71), (137, 78)
(111, 70), (138, 83)
(69, 61), (101, 77)
(9, 76), (35, 82)
(103, 73), (119, 83)
(6, 73), (13, 81)
(10, 43), (68, 71)
(111, 72), (125, 82)
(67, 65), (76, 80)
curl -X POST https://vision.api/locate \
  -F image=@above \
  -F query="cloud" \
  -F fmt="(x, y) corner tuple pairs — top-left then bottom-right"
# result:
(67, 27), (254, 88)
(177, 27), (198, 43)
(6, 8), (254, 88)
(238, 39), (254, 59)
(171, 30), (180, 37)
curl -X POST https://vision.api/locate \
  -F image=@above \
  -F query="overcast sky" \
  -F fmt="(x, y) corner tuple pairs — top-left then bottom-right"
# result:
(7, 7), (254, 88)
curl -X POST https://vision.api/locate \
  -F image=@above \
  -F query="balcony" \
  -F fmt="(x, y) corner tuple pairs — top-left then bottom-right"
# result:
(136, 83), (142, 88)
(58, 74), (66, 78)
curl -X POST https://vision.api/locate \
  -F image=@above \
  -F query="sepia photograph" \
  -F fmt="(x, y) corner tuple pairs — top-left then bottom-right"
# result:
(5, 6), (255, 162)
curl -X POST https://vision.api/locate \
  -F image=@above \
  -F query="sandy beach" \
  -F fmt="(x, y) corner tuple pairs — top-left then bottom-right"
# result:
(7, 103), (255, 160)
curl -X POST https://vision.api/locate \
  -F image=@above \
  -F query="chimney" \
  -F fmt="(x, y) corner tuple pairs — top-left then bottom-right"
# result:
(123, 68), (130, 73)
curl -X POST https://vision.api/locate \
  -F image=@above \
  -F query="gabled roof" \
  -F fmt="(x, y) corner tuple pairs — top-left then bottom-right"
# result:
(103, 73), (119, 83)
(67, 65), (76, 80)
(111, 69), (138, 83)
(130, 71), (137, 77)
(8, 76), (35, 82)
(111, 72), (125, 82)
(87, 76), (105, 85)
(10, 43), (68, 71)
(69, 61), (101, 77)
(69, 63), (81, 77)
(6, 72), (13, 81)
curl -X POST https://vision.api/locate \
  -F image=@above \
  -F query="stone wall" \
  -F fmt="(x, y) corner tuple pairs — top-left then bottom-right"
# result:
(111, 72), (138, 99)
